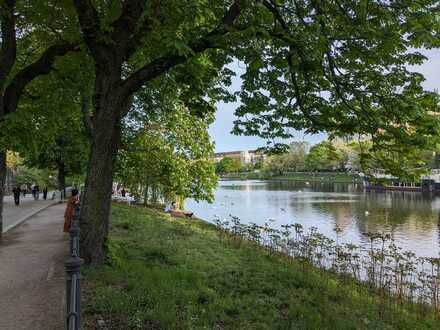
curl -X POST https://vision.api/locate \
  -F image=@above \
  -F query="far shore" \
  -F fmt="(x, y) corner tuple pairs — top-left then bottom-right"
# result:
(220, 172), (362, 183)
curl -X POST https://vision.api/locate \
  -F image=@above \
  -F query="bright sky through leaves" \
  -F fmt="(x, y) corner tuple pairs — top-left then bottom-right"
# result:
(211, 49), (440, 152)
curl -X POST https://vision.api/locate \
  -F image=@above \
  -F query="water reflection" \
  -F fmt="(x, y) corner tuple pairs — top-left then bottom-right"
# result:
(186, 180), (440, 257)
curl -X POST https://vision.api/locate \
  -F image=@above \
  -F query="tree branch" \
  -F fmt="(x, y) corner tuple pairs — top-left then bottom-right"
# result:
(3, 42), (79, 115)
(111, 0), (146, 49)
(72, 0), (104, 57)
(120, 0), (243, 98)
(73, 0), (147, 63)
(0, 0), (16, 86)
(125, 2), (163, 61)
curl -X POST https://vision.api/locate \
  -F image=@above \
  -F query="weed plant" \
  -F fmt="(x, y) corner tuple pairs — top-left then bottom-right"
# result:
(214, 216), (440, 314)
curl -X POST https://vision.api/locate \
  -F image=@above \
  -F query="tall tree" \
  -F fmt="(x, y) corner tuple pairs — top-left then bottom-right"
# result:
(1, 69), (90, 195)
(305, 141), (344, 171)
(72, 0), (245, 264)
(70, 0), (439, 264)
(0, 0), (77, 236)
(263, 141), (309, 175)
(216, 156), (242, 174)
(117, 105), (217, 205)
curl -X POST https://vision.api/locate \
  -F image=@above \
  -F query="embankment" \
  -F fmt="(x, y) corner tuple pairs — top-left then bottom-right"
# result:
(83, 203), (439, 329)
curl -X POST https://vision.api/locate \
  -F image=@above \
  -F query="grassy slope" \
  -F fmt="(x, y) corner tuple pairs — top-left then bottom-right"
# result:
(83, 204), (439, 329)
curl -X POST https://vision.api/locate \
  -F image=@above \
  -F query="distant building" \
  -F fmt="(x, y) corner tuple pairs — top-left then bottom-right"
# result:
(214, 149), (266, 164)
(289, 141), (310, 154)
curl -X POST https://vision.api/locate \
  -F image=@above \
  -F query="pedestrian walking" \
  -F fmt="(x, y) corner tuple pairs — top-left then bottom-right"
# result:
(64, 189), (79, 233)
(32, 184), (40, 200)
(21, 184), (26, 197)
(43, 186), (48, 200)
(121, 188), (126, 197)
(12, 186), (21, 206)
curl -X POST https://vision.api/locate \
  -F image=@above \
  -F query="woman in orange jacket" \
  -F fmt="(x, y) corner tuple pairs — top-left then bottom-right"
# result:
(64, 189), (79, 233)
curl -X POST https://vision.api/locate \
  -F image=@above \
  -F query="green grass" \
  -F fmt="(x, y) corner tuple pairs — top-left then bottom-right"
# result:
(83, 204), (439, 329)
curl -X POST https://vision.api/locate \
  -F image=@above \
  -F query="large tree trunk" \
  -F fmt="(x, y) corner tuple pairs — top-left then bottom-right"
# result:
(79, 73), (130, 264)
(0, 150), (6, 237)
(79, 112), (121, 264)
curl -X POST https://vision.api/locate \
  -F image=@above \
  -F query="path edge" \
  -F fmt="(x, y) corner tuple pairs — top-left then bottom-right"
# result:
(2, 201), (61, 233)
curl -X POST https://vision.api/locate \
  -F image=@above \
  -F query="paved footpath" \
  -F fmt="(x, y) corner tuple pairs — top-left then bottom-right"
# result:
(3, 194), (58, 233)
(0, 203), (68, 330)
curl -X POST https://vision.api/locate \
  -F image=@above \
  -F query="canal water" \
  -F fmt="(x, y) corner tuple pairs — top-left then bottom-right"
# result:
(186, 180), (440, 258)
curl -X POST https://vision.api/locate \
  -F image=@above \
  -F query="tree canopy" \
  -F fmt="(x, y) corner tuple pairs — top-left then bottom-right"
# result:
(117, 104), (217, 205)
(216, 156), (242, 174)
(1, 0), (439, 262)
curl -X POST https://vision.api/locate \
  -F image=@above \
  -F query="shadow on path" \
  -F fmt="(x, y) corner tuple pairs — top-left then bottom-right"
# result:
(0, 204), (68, 330)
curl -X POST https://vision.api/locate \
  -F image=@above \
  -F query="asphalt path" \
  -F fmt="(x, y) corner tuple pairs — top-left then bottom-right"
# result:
(0, 203), (67, 329)
(2, 193), (58, 233)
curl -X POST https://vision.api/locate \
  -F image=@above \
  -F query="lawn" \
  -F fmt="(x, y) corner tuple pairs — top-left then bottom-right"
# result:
(83, 203), (439, 329)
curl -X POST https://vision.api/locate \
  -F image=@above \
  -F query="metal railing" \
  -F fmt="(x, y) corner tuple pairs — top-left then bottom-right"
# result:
(65, 203), (83, 330)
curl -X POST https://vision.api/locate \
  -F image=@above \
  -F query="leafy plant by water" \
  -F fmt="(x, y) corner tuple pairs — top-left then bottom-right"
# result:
(214, 215), (440, 314)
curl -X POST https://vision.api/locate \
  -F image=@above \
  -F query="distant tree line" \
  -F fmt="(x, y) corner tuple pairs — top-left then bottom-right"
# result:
(216, 139), (440, 182)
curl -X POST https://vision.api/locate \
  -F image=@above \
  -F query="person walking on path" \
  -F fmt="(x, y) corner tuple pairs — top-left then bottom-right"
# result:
(32, 184), (40, 200)
(21, 184), (27, 197)
(12, 186), (21, 206)
(64, 189), (79, 233)
(43, 186), (48, 200)
(121, 188), (126, 197)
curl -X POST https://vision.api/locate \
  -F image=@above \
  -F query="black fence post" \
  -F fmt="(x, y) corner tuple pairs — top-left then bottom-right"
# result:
(65, 255), (83, 329)
(69, 204), (81, 257)
(65, 202), (83, 330)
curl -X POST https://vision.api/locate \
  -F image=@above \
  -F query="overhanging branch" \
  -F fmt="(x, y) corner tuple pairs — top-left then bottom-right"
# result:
(0, 0), (17, 85)
(120, 0), (243, 98)
(3, 42), (79, 115)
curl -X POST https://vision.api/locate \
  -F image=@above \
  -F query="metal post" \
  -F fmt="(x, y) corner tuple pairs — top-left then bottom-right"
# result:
(65, 256), (83, 330)
(69, 204), (80, 257)
(65, 202), (83, 330)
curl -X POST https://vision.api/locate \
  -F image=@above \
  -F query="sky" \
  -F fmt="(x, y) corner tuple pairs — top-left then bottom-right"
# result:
(210, 49), (440, 153)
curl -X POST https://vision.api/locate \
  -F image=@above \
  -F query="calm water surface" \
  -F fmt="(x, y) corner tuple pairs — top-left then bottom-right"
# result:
(187, 180), (440, 258)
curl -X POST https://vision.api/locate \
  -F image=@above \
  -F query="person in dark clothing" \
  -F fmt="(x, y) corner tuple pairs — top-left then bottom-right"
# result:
(32, 185), (40, 200)
(12, 186), (21, 205)
(121, 188), (126, 197)
(43, 187), (48, 200)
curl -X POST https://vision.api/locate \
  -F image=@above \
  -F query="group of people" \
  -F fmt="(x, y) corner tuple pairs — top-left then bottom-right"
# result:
(62, 188), (194, 235)
(11, 184), (49, 206)
(112, 187), (127, 197)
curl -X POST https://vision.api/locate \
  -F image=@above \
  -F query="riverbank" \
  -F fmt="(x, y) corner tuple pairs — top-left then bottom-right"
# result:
(221, 172), (362, 183)
(271, 172), (362, 183)
(83, 203), (439, 329)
